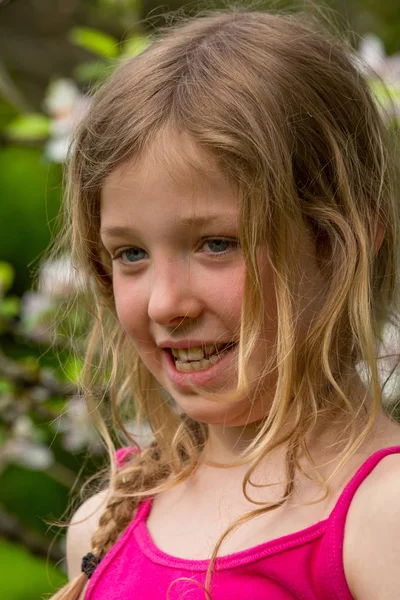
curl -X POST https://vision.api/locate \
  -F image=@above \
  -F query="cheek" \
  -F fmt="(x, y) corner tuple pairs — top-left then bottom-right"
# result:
(210, 271), (243, 308)
(112, 278), (148, 340)
(112, 264), (246, 338)
(203, 267), (245, 333)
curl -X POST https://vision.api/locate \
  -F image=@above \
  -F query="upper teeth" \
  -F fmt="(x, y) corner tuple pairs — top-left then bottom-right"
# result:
(171, 344), (227, 362)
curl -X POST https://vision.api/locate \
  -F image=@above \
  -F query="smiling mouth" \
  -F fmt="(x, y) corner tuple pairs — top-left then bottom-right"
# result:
(168, 342), (237, 372)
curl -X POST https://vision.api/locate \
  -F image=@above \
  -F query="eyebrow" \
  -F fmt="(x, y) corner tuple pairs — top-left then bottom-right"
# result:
(100, 215), (236, 238)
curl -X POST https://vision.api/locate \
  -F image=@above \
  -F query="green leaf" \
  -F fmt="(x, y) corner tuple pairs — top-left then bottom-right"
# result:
(69, 27), (119, 58)
(122, 34), (150, 58)
(73, 60), (113, 84)
(64, 355), (83, 383)
(0, 377), (14, 395)
(0, 261), (15, 294)
(0, 296), (20, 318)
(368, 78), (400, 108)
(4, 114), (50, 141)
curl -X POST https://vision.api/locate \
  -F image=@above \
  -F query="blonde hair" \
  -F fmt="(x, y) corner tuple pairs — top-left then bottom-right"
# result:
(48, 7), (399, 599)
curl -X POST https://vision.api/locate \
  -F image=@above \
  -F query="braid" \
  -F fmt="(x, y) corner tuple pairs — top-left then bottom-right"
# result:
(90, 416), (206, 555)
(91, 417), (206, 557)
(91, 441), (172, 558)
(49, 417), (206, 599)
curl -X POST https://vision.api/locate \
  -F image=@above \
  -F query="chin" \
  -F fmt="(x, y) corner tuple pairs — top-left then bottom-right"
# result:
(172, 393), (254, 427)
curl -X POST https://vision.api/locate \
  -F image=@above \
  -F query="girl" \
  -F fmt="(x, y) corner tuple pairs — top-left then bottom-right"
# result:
(50, 8), (400, 600)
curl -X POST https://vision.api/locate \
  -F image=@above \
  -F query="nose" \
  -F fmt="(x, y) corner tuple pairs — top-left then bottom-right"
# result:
(147, 260), (204, 326)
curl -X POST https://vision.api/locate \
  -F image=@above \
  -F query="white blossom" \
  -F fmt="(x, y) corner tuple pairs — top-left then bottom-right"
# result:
(0, 416), (54, 471)
(123, 419), (154, 447)
(357, 34), (400, 122)
(54, 395), (103, 454)
(356, 322), (400, 405)
(19, 290), (56, 342)
(43, 78), (91, 163)
(39, 254), (87, 298)
(358, 34), (386, 75)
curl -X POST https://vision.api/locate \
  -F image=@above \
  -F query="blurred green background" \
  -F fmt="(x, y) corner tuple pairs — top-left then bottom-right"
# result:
(0, 0), (399, 598)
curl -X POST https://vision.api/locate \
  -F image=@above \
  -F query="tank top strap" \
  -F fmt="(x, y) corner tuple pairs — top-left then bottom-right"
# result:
(331, 445), (400, 520)
(322, 445), (400, 600)
(135, 496), (153, 522)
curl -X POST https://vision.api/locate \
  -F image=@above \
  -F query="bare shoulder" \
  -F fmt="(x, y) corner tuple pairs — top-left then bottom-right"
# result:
(66, 447), (143, 581)
(66, 489), (110, 581)
(344, 448), (400, 600)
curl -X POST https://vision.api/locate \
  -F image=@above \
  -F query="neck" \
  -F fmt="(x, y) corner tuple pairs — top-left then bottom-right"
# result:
(200, 375), (389, 468)
(202, 421), (264, 466)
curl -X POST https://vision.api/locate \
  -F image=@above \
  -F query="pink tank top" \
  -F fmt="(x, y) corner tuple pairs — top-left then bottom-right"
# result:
(84, 445), (400, 600)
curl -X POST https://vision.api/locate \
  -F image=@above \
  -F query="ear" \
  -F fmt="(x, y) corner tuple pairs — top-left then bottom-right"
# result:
(373, 220), (385, 255)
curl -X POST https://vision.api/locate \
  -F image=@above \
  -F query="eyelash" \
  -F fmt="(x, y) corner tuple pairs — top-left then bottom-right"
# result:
(111, 237), (240, 265)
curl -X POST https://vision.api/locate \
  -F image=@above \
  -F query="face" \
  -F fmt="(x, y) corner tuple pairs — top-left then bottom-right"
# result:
(100, 134), (323, 426)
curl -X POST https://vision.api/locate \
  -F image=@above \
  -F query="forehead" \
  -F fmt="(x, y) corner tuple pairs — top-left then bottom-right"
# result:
(101, 129), (239, 225)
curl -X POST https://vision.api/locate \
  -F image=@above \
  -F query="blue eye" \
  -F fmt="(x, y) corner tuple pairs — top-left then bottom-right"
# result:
(112, 238), (239, 266)
(202, 238), (239, 254)
(113, 247), (147, 263)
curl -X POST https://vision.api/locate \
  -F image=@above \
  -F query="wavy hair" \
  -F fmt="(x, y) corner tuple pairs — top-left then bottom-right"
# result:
(47, 7), (399, 599)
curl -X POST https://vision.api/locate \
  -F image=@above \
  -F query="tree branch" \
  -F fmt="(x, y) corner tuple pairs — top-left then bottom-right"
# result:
(0, 56), (34, 113)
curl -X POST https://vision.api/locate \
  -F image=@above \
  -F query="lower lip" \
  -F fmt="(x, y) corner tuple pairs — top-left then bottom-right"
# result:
(162, 345), (237, 391)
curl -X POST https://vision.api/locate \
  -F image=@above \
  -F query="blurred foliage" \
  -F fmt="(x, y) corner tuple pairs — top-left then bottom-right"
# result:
(69, 26), (121, 58)
(0, 539), (67, 600)
(0, 147), (62, 295)
(0, 4), (152, 597)
(0, 0), (399, 599)
(356, 0), (400, 55)
(0, 260), (107, 598)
